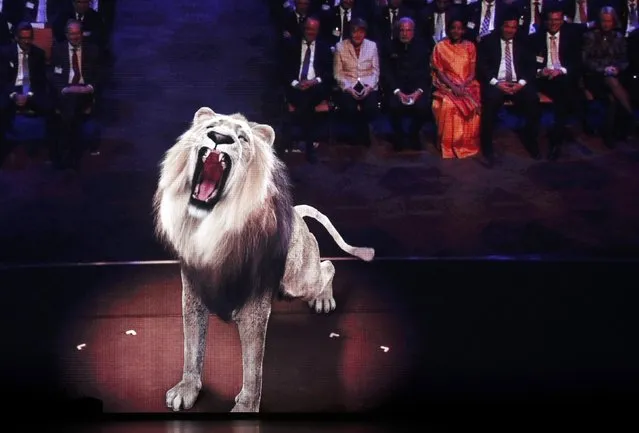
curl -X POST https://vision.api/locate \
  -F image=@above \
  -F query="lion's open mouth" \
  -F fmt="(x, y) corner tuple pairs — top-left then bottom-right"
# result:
(190, 147), (231, 208)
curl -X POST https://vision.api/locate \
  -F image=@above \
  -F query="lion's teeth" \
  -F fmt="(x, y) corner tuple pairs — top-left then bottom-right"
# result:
(218, 153), (223, 162)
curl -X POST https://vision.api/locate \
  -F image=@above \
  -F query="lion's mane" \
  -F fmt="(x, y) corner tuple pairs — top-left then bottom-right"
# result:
(153, 108), (294, 321)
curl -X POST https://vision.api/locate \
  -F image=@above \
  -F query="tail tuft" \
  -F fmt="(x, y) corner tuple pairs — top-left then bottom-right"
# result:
(352, 247), (375, 262)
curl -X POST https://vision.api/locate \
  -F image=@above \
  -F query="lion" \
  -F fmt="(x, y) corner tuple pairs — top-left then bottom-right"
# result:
(153, 107), (375, 413)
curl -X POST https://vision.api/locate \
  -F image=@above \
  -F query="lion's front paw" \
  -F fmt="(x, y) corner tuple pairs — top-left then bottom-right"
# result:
(166, 378), (202, 411)
(308, 296), (336, 314)
(230, 389), (260, 412)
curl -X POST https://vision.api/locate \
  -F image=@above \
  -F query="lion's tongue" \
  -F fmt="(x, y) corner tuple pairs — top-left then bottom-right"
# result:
(197, 156), (224, 200)
(197, 181), (216, 200)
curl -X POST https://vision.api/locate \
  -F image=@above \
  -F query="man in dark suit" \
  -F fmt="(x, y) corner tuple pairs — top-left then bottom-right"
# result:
(54, 0), (106, 53)
(382, 16), (430, 151)
(478, 9), (541, 162)
(515, 0), (553, 36)
(49, 18), (100, 169)
(0, 11), (13, 46)
(16, 0), (69, 25)
(529, 3), (583, 160)
(373, 0), (415, 46)
(419, 0), (466, 50)
(279, 0), (313, 41)
(320, 0), (358, 48)
(563, 0), (601, 34)
(0, 1), (23, 33)
(0, 22), (53, 165)
(283, 16), (333, 162)
(464, 0), (508, 42)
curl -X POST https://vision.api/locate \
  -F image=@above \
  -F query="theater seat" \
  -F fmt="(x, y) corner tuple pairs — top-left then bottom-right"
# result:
(32, 27), (54, 64)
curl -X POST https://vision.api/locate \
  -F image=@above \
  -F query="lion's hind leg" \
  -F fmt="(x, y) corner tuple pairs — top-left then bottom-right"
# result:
(308, 260), (336, 314)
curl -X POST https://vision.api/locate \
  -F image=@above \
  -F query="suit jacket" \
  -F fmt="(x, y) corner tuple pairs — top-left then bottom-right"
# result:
(563, 0), (601, 28)
(284, 37), (334, 87)
(279, 8), (308, 41)
(17, 0), (70, 24)
(320, 5), (360, 47)
(515, 0), (554, 35)
(48, 41), (100, 98)
(333, 38), (380, 90)
(582, 28), (628, 74)
(529, 23), (583, 78)
(0, 43), (49, 99)
(381, 36), (431, 94)
(0, 12), (12, 46)
(53, 8), (106, 50)
(610, 0), (639, 36)
(1, 1), (22, 26)
(464, 0), (508, 41)
(419, 4), (466, 49)
(477, 31), (536, 86)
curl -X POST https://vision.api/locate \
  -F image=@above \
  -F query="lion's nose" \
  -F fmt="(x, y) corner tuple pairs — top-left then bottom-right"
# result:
(207, 131), (234, 145)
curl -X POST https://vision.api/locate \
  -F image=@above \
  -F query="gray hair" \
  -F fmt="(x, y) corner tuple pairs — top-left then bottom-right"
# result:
(599, 6), (619, 26)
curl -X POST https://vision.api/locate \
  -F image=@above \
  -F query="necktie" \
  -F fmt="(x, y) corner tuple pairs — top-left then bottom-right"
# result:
(22, 51), (30, 94)
(300, 42), (311, 80)
(578, 0), (587, 23)
(341, 9), (349, 40)
(481, 2), (493, 36)
(534, 1), (541, 26)
(36, 0), (47, 23)
(391, 8), (397, 39)
(71, 47), (81, 84)
(504, 41), (513, 81)
(550, 35), (560, 68)
(630, 2), (638, 26)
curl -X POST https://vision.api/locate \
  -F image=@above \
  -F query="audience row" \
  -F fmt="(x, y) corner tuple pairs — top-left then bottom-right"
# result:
(0, 0), (109, 170)
(274, 0), (639, 165)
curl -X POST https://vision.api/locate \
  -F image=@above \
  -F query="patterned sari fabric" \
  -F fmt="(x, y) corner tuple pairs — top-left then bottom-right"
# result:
(431, 39), (481, 159)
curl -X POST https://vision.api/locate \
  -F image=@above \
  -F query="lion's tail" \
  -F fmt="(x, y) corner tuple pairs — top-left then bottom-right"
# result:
(294, 205), (375, 262)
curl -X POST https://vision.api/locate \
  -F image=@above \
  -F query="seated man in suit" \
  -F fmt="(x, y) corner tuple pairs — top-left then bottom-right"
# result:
(529, 3), (583, 160)
(563, 0), (599, 34)
(49, 18), (100, 169)
(419, 0), (465, 50)
(283, 16), (333, 162)
(382, 17), (430, 151)
(333, 16), (380, 146)
(16, 0), (69, 26)
(0, 21), (53, 166)
(54, 0), (106, 53)
(478, 9), (541, 162)
(320, 0), (356, 49)
(464, 0), (507, 43)
(280, 0), (313, 41)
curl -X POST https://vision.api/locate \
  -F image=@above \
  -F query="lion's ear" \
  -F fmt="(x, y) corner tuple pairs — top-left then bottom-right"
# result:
(252, 124), (275, 147)
(193, 107), (216, 124)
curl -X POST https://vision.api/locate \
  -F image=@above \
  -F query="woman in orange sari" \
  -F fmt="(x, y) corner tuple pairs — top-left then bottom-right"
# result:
(430, 17), (481, 159)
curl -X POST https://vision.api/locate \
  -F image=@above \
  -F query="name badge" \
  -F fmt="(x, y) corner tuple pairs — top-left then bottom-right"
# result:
(322, 4), (330, 10)
(9, 61), (14, 68)
(536, 56), (544, 63)
(54, 66), (63, 74)
(467, 22), (476, 29)
(8, 22), (13, 30)
(26, 2), (35, 9)
(83, 31), (91, 36)
(519, 17), (524, 26)
(31, 22), (45, 29)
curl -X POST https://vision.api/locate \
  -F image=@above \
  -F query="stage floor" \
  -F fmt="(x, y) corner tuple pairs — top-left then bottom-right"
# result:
(2, 259), (637, 418)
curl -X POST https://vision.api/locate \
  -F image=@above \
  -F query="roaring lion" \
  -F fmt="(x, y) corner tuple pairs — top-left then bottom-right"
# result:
(153, 107), (375, 412)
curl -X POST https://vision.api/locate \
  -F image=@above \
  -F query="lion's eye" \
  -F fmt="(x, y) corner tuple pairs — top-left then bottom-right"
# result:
(238, 134), (248, 142)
